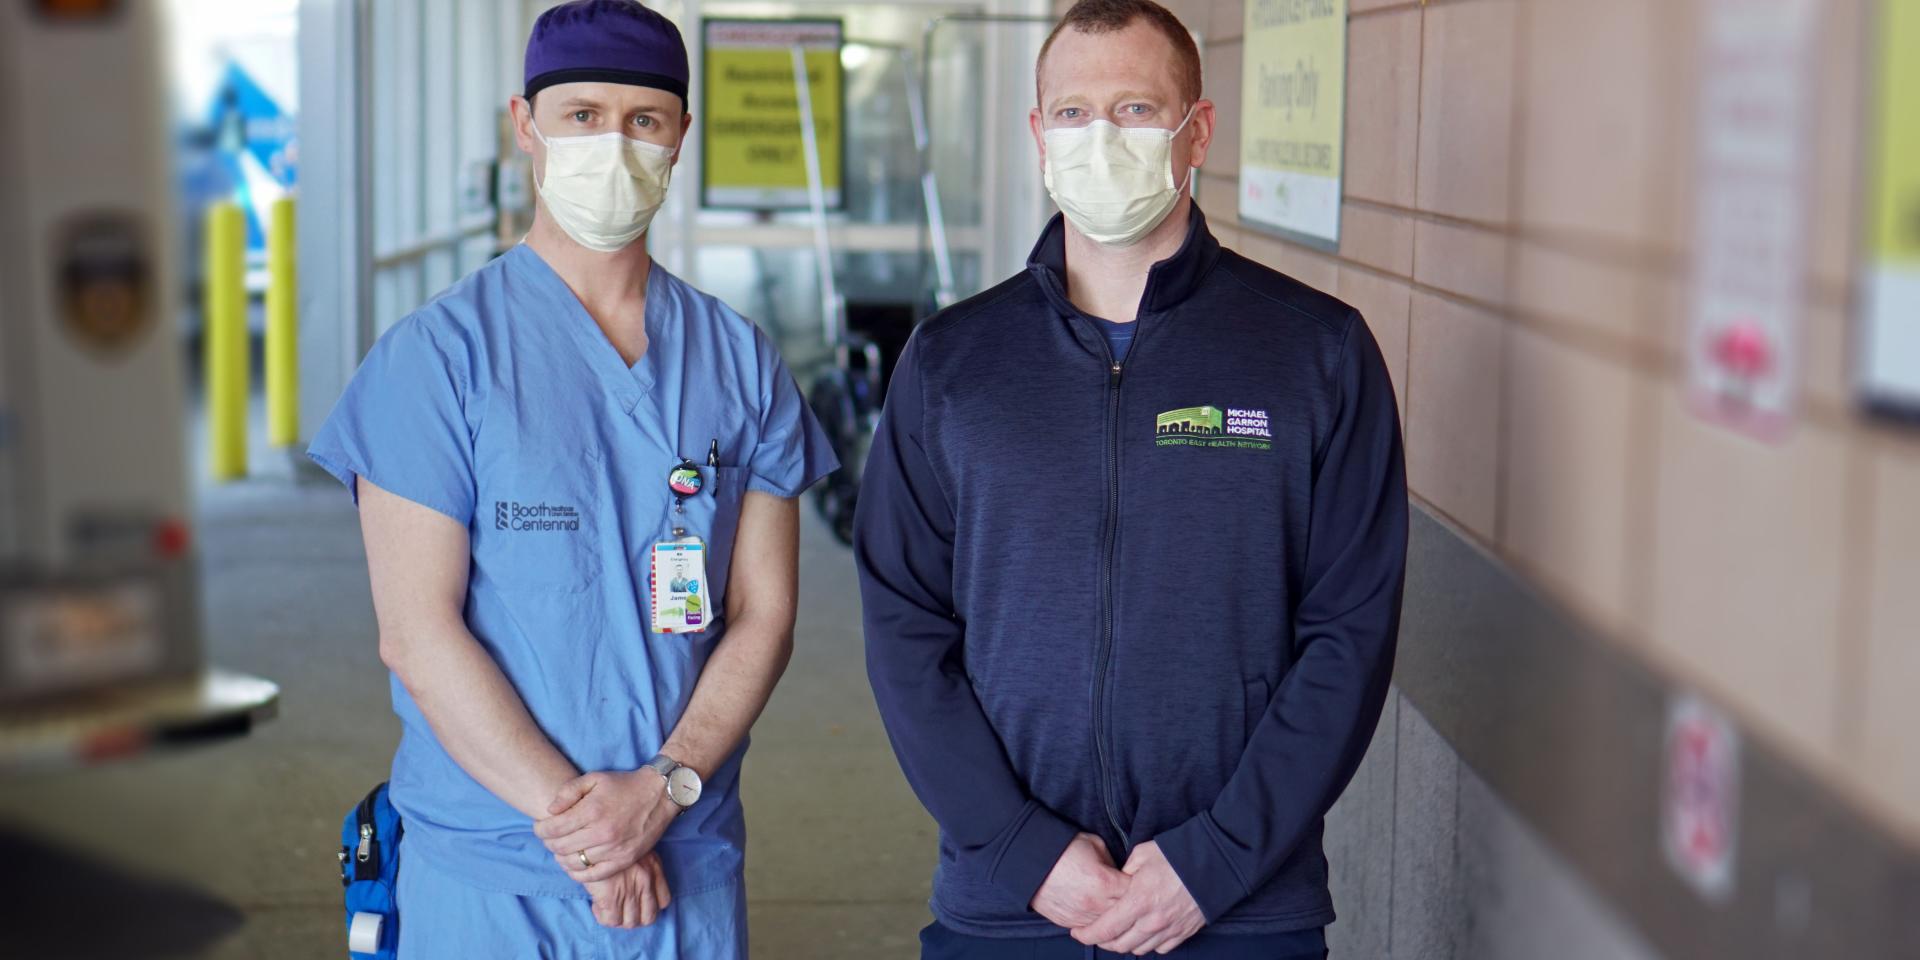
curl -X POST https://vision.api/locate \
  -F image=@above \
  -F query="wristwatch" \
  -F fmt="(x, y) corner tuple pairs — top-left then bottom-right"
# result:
(645, 752), (703, 809)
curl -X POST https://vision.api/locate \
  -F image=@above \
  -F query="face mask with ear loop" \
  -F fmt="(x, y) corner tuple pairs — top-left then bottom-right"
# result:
(531, 118), (678, 253)
(1042, 103), (1198, 247)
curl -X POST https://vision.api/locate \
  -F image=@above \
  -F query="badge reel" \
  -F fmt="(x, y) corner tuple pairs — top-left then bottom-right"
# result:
(651, 460), (710, 635)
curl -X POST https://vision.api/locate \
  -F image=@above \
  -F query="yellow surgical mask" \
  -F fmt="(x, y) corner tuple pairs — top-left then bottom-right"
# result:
(1042, 104), (1197, 247)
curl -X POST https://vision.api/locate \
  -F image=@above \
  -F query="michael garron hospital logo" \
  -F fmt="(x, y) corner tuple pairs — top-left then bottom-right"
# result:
(1154, 405), (1273, 451)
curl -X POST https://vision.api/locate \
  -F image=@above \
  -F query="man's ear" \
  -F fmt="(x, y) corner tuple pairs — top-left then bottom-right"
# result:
(1184, 99), (1217, 172)
(510, 95), (537, 155)
(1028, 106), (1047, 170)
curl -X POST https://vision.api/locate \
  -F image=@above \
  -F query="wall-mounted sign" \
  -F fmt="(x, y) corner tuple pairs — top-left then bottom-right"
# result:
(701, 19), (844, 210)
(1858, 0), (1920, 420)
(1238, 0), (1347, 250)
(1662, 694), (1741, 903)
(1686, 0), (1818, 441)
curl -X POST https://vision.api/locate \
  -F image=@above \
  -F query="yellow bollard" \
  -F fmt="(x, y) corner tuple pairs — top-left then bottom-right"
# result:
(266, 197), (298, 446)
(204, 201), (248, 480)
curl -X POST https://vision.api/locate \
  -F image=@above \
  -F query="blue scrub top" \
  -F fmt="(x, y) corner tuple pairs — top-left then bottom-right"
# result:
(309, 244), (837, 900)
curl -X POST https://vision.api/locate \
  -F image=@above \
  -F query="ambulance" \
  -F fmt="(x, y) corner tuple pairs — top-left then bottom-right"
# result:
(0, 0), (276, 769)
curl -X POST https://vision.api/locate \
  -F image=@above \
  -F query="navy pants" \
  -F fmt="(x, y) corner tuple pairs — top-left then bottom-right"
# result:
(920, 922), (1328, 960)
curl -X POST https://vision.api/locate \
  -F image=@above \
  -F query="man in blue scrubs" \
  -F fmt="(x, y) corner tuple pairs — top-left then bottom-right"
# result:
(308, 2), (835, 955)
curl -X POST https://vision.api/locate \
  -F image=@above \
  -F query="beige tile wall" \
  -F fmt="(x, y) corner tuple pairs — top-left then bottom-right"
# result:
(1405, 290), (1503, 540)
(1863, 437), (1920, 826)
(1051, 0), (1917, 840)
(1413, 0), (1516, 225)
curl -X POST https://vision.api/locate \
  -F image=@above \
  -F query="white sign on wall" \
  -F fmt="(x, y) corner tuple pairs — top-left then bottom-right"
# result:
(1685, 0), (1819, 441)
(1238, 0), (1347, 249)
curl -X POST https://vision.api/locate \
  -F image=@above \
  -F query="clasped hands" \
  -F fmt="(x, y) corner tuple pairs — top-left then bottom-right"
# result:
(533, 768), (681, 929)
(1030, 833), (1206, 956)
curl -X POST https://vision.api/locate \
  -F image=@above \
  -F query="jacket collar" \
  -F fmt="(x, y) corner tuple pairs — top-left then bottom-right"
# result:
(1025, 202), (1222, 321)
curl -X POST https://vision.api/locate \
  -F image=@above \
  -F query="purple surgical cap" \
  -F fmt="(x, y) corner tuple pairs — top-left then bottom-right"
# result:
(523, 0), (689, 104)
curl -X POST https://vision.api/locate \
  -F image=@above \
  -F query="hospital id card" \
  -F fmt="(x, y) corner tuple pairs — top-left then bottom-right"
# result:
(650, 535), (709, 634)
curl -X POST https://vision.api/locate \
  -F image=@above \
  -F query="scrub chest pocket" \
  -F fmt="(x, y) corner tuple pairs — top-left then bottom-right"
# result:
(667, 465), (750, 625)
(476, 446), (609, 593)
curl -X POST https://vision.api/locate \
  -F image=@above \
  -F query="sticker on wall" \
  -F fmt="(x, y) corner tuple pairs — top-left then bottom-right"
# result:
(1238, 0), (1347, 250)
(1662, 693), (1741, 903)
(1685, 0), (1819, 441)
(54, 211), (152, 355)
(1857, 0), (1920, 420)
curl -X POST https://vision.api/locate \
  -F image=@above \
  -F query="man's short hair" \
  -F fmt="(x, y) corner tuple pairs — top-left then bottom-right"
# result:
(1037, 0), (1203, 107)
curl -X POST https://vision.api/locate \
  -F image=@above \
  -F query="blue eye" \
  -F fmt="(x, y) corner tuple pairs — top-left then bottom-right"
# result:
(1060, 107), (1081, 120)
(572, 110), (591, 123)
(633, 115), (653, 128)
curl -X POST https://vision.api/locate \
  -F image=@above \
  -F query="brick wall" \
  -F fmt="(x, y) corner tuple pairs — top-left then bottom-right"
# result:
(1053, 0), (1920, 854)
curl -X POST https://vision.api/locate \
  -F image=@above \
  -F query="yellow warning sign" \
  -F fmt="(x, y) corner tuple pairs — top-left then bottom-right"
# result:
(701, 19), (843, 210)
(1858, 0), (1920, 409)
(1869, 0), (1919, 264)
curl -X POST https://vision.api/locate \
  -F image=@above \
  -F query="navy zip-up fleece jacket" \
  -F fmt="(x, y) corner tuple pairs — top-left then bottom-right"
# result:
(855, 207), (1408, 938)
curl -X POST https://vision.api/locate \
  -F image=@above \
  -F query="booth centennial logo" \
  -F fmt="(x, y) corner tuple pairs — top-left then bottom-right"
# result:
(1154, 405), (1273, 451)
(495, 501), (582, 532)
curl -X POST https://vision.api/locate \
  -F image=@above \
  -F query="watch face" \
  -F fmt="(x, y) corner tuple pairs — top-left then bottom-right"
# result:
(666, 766), (702, 807)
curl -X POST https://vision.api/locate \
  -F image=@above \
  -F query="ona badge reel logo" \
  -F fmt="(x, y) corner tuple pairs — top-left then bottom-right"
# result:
(668, 464), (703, 497)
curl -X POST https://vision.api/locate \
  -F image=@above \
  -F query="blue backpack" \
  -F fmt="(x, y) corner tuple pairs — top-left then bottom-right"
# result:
(338, 782), (402, 958)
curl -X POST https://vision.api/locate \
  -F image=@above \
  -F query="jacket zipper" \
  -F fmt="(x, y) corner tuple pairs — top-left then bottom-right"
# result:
(1092, 354), (1127, 848)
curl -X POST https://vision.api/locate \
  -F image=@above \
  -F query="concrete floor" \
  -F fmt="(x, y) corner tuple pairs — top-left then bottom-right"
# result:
(0, 462), (936, 958)
(0, 421), (1681, 960)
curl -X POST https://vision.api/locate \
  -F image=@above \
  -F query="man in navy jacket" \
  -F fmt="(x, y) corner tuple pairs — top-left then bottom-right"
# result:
(855, 2), (1408, 957)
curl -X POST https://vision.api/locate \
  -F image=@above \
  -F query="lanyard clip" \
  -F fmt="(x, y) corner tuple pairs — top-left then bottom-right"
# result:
(668, 459), (704, 513)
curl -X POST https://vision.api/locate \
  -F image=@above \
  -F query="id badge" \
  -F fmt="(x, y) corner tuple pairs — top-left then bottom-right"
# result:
(650, 530), (709, 634)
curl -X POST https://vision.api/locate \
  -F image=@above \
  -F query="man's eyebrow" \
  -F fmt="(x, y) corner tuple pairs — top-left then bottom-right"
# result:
(557, 96), (604, 109)
(1042, 90), (1174, 112)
